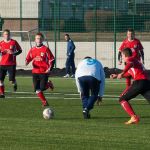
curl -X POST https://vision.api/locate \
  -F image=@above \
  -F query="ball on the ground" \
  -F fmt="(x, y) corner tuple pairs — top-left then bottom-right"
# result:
(43, 108), (54, 120)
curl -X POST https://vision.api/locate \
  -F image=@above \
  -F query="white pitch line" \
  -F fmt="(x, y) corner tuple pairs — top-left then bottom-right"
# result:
(4, 91), (140, 99)
(4, 96), (146, 101)
(5, 91), (121, 96)
(5, 91), (62, 95)
(6, 96), (62, 99)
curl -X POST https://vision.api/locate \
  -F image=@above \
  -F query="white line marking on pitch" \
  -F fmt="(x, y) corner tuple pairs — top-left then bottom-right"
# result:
(5, 91), (121, 96)
(4, 96), (145, 101)
(5, 91), (144, 99)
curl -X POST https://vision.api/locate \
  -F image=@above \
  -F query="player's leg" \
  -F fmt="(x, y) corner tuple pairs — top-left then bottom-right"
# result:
(119, 80), (145, 124)
(45, 77), (54, 91)
(142, 91), (150, 104)
(86, 77), (100, 111)
(0, 66), (7, 98)
(70, 54), (75, 78)
(64, 57), (71, 78)
(33, 74), (48, 107)
(8, 65), (17, 92)
(141, 80), (150, 104)
(78, 76), (89, 109)
(126, 77), (132, 88)
(78, 76), (90, 119)
(120, 77), (132, 97)
(39, 74), (50, 106)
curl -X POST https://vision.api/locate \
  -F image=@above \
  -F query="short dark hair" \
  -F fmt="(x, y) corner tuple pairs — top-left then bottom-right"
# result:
(3, 29), (10, 34)
(122, 48), (132, 57)
(127, 28), (134, 33)
(65, 34), (69, 37)
(84, 56), (92, 59)
(35, 32), (44, 39)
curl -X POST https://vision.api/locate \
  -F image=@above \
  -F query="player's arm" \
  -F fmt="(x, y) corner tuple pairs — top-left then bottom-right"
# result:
(97, 64), (105, 106)
(117, 62), (133, 79)
(75, 64), (83, 98)
(118, 41), (125, 65)
(0, 44), (2, 54)
(0, 44), (7, 55)
(118, 51), (122, 65)
(68, 40), (75, 56)
(75, 77), (83, 99)
(140, 49), (144, 64)
(138, 41), (144, 64)
(13, 41), (22, 56)
(25, 49), (33, 65)
(126, 76), (132, 87)
(46, 48), (55, 73)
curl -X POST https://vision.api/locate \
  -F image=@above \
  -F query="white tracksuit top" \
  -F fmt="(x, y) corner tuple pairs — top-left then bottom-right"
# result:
(75, 58), (105, 97)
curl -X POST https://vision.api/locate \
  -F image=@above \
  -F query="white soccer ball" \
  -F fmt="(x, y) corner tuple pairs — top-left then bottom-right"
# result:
(43, 108), (54, 120)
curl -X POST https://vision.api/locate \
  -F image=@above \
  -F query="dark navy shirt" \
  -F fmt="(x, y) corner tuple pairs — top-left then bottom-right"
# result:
(67, 39), (75, 56)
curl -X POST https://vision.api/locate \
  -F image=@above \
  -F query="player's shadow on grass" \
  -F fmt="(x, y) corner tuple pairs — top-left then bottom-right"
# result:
(140, 116), (150, 119)
(98, 104), (119, 106)
(130, 103), (149, 106)
(91, 116), (129, 120)
(57, 116), (129, 120)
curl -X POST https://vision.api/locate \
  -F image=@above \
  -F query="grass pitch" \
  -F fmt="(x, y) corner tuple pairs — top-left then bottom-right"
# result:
(0, 77), (150, 150)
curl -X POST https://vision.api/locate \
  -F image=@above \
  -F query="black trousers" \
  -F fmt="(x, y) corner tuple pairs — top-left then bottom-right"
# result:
(120, 79), (150, 102)
(32, 74), (48, 92)
(0, 65), (16, 81)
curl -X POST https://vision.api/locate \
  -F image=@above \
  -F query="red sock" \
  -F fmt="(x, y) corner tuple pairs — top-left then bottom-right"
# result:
(0, 85), (4, 95)
(37, 91), (47, 105)
(120, 100), (135, 117)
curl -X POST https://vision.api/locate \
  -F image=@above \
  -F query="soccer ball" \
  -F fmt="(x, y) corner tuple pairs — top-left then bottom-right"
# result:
(43, 108), (54, 120)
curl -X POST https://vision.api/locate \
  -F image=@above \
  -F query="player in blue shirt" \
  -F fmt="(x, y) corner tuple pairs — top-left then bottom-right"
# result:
(64, 34), (76, 78)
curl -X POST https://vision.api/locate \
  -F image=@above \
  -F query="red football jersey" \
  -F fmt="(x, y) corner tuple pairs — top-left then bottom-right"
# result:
(26, 45), (54, 74)
(119, 38), (143, 61)
(123, 57), (148, 80)
(0, 39), (22, 65)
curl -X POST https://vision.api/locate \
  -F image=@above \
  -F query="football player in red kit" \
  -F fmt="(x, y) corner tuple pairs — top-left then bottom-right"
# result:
(111, 48), (150, 125)
(26, 33), (55, 107)
(118, 28), (144, 96)
(0, 29), (22, 98)
(118, 28), (144, 64)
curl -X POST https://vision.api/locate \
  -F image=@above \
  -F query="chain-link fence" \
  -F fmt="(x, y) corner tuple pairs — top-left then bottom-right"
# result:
(0, 0), (150, 69)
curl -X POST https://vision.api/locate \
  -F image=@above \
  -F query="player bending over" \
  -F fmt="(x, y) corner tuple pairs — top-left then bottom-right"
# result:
(26, 33), (55, 107)
(111, 48), (150, 125)
(75, 57), (105, 119)
(0, 29), (22, 98)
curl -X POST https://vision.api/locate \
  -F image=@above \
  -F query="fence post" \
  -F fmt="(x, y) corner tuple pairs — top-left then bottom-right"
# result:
(114, 0), (117, 68)
(133, 0), (136, 29)
(58, 0), (60, 41)
(54, 0), (57, 68)
(20, 0), (23, 40)
(41, 0), (44, 31)
(94, 0), (97, 59)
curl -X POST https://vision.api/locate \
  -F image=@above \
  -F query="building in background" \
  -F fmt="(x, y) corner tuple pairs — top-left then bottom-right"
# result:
(0, 0), (150, 32)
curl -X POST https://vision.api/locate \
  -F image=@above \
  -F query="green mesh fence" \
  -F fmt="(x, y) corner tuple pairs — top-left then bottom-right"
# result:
(0, 0), (150, 68)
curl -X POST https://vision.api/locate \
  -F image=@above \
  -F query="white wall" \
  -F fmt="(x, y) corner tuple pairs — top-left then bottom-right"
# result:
(0, 36), (149, 69)
(15, 41), (150, 70)
(0, 0), (39, 18)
